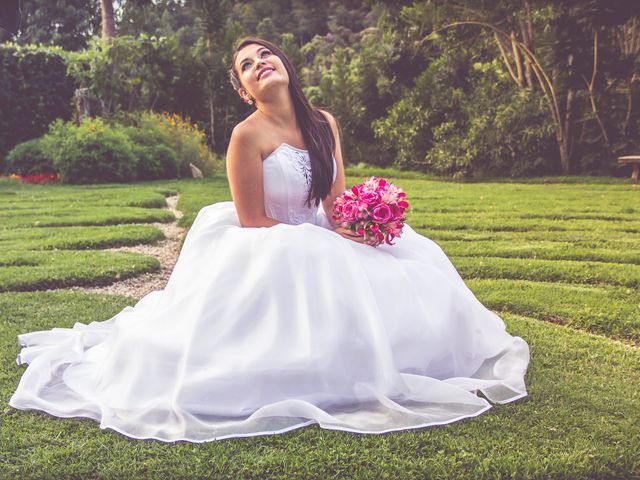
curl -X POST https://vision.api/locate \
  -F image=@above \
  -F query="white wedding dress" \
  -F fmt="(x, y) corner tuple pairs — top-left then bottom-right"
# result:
(9, 143), (529, 442)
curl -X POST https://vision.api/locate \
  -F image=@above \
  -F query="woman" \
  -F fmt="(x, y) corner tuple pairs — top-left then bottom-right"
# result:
(9, 37), (530, 442)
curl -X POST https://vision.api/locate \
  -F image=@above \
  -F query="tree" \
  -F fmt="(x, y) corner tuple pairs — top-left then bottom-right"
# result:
(390, 0), (640, 174)
(192, 0), (232, 149)
(0, 0), (101, 50)
(101, 0), (116, 40)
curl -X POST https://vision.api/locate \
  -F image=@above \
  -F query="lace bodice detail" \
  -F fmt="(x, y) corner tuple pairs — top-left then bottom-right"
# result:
(262, 143), (336, 225)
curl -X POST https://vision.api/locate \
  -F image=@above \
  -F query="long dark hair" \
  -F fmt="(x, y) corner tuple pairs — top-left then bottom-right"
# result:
(229, 37), (335, 208)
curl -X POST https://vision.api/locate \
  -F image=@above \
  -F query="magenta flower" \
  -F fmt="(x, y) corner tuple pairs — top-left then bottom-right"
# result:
(372, 204), (392, 223)
(332, 176), (409, 247)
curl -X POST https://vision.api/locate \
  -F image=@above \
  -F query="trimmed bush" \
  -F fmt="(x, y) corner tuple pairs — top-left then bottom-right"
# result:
(10, 112), (222, 184)
(0, 44), (75, 169)
(47, 118), (137, 184)
(4, 138), (55, 176)
(130, 111), (221, 177)
(125, 127), (179, 180)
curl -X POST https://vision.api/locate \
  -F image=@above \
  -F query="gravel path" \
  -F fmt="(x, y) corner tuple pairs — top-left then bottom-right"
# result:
(67, 195), (187, 300)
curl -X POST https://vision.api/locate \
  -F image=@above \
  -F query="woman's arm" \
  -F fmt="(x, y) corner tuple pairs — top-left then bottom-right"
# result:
(320, 111), (369, 244)
(226, 123), (281, 228)
(320, 111), (346, 229)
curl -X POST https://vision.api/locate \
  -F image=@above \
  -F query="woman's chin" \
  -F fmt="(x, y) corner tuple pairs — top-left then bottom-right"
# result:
(256, 78), (289, 96)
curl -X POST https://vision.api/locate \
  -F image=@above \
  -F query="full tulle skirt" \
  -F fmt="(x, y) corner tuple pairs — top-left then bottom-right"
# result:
(9, 201), (529, 442)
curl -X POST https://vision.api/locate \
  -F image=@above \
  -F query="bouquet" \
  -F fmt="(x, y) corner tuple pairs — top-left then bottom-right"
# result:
(332, 176), (409, 246)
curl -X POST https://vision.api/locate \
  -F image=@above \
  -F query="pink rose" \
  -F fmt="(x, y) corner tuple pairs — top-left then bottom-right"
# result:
(389, 204), (402, 219)
(342, 200), (359, 222)
(372, 204), (392, 223)
(360, 191), (380, 205)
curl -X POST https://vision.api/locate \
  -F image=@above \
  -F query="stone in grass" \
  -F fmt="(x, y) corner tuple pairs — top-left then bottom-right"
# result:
(189, 163), (203, 178)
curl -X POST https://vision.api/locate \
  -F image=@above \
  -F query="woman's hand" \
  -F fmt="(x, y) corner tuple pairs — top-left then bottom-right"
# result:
(334, 226), (375, 246)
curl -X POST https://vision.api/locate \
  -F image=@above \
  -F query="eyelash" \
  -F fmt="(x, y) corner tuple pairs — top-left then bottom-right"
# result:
(241, 50), (270, 71)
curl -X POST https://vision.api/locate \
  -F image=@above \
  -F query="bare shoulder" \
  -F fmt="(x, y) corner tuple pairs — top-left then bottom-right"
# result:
(227, 115), (263, 163)
(317, 108), (337, 129)
(229, 114), (260, 147)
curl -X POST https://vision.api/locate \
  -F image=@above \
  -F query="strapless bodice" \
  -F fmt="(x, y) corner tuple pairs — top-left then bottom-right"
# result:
(262, 143), (337, 225)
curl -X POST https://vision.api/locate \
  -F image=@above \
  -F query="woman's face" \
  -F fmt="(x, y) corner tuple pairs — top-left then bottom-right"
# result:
(234, 43), (289, 103)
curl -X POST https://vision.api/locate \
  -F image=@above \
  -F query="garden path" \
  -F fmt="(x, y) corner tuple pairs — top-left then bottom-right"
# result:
(70, 195), (186, 299)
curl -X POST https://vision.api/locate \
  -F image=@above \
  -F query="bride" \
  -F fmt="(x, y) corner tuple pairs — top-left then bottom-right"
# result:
(9, 37), (530, 442)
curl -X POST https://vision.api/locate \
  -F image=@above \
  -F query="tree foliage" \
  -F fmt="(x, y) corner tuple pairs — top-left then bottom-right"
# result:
(1, 0), (638, 177)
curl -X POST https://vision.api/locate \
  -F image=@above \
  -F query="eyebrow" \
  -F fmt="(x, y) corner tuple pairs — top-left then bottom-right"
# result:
(239, 47), (268, 67)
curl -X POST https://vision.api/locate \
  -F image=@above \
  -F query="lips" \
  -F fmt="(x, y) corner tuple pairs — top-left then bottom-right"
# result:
(257, 67), (275, 81)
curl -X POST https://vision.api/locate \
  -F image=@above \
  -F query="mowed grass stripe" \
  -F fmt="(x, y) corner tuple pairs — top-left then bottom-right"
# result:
(415, 228), (639, 247)
(412, 208), (638, 221)
(0, 251), (160, 292)
(407, 212), (640, 233)
(0, 194), (169, 210)
(466, 278), (640, 344)
(436, 239), (640, 265)
(0, 225), (165, 251)
(0, 293), (638, 479)
(0, 183), (177, 209)
(0, 207), (175, 228)
(451, 255), (640, 288)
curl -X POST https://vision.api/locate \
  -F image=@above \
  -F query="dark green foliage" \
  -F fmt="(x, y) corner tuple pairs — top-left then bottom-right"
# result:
(2, 1), (639, 179)
(14, 112), (220, 183)
(0, 0), (101, 50)
(121, 111), (220, 178)
(373, 36), (557, 177)
(46, 118), (138, 184)
(126, 128), (179, 180)
(65, 35), (208, 125)
(0, 45), (76, 169)
(4, 137), (55, 176)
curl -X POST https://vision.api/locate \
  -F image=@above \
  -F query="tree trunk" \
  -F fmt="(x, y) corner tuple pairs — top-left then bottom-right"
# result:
(511, 31), (525, 88)
(74, 88), (90, 124)
(560, 88), (575, 174)
(494, 31), (520, 85)
(207, 34), (216, 148)
(519, 1), (535, 89)
(101, 0), (116, 40)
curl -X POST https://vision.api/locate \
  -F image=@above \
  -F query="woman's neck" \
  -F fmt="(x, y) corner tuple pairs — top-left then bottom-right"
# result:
(256, 88), (299, 131)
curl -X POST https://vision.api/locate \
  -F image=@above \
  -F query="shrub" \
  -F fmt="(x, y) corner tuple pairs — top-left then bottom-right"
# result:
(21, 112), (222, 184)
(47, 118), (138, 184)
(4, 138), (55, 176)
(373, 53), (557, 178)
(0, 44), (75, 166)
(124, 127), (179, 180)
(126, 111), (222, 177)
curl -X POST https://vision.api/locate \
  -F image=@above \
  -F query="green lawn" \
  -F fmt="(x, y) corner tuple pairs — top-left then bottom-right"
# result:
(0, 173), (638, 479)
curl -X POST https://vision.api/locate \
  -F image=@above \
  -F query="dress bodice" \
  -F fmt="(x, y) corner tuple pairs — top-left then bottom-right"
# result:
(262, 143), (337, 225)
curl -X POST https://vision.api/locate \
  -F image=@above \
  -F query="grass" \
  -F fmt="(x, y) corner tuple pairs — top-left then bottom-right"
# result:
(450, 255), (640, 288)
(0, 206), (175, 228)
(415, 228), (639, 248)
(0, 250), (160, 292)
(467, 279), (640, 344)
(0, 292), (638, 479)
(436, 239), (640, 264)
(0, 174), (639, 479)
(0, 181), (173, 291)
(0, 225), (165, 251)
